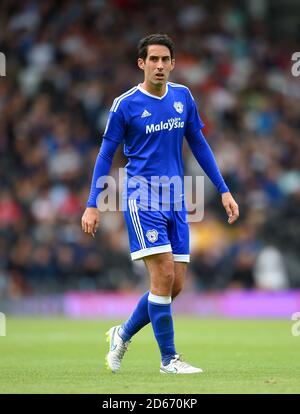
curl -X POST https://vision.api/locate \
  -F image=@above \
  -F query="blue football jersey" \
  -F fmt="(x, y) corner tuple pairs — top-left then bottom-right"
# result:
(103, 82), (204, 207)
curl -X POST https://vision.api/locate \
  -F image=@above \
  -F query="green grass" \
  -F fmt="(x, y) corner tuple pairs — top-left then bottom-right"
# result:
(0, 317), (299, 394)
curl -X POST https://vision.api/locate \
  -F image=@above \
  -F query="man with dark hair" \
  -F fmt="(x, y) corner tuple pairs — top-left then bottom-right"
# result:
(82, 34), (239, 374)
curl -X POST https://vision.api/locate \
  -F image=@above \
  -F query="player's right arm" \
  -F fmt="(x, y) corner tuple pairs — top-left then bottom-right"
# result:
(81, 207), (100, 238)
(81, 138), (119, 237)
(81, 104), (126, 237)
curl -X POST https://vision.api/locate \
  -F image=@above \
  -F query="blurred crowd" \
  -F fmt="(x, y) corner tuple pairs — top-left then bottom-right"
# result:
(1, 0), (300, 298)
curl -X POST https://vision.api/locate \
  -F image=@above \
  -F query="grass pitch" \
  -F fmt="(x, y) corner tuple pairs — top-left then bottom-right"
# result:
(0, 317), (299, 394)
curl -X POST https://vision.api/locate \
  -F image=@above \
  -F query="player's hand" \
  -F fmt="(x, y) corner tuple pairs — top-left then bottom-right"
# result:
(221, 192), (239, 225)
(81, 207), (100, 238)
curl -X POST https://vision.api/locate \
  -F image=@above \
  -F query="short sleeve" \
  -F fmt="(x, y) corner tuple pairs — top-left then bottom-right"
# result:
(103, 106), (126, 144)
(185, 90), (205, 138)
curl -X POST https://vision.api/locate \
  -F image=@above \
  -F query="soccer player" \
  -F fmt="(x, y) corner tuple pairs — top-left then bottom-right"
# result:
(81, 34), (239, 374)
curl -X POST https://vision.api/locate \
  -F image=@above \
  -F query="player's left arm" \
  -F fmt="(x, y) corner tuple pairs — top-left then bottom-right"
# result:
(184, 90), (239, 224)
(186, 128), (239, 224)
(221, 191), (239, 224)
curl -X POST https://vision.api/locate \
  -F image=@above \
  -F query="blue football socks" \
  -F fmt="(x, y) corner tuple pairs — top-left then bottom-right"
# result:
(119, 291), (150, 342)
(118, 291), (176, 366)
(148, 293), (176, 366)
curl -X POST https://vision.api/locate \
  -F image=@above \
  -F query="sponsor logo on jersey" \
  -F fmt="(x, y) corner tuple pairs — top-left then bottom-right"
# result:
(173, 101), (184, 114)
(146, 229), (159, 243)
(145, 117), (184, 134)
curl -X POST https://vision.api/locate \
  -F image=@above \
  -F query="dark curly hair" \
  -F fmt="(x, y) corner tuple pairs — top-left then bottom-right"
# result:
(138, 34), (175, 60)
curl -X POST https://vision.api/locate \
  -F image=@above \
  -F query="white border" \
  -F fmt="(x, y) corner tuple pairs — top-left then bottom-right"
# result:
(129, 199), (146, 249)
(148, 292), (172, 305)
(111, 86), (138, 112)
(131, 244), (172, 261)
(173, 254), (190, 263)
(137, 84), (169, 100)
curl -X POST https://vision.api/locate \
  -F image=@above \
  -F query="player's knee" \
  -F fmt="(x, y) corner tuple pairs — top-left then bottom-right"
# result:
(172, 276), (185, 298)
(162, 270), (175, 287)
(147, 253), (175, 294)
(171, 284), (182, 299)
(172, 268), (186, 299)
(151, 268), (175, 294)
(164, 259), (176, 283)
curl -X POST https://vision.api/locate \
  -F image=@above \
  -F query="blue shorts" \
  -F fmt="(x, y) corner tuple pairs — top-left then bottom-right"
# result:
(123, 198), (190, 262)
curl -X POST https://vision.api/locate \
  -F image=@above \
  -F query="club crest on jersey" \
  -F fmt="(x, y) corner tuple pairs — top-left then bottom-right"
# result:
(173, 101), (184, 114)
(146, 229), (158, 243)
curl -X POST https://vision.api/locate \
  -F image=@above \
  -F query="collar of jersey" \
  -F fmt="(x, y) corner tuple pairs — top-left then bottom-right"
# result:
(137, 83), (169, 100)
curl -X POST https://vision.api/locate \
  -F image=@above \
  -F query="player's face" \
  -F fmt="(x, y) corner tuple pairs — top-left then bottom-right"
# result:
(138, 45), (175, 86)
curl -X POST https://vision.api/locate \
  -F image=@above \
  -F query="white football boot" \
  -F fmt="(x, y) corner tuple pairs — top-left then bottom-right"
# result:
(160, 354), (203, 374)
(105, 325), (130, 373)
